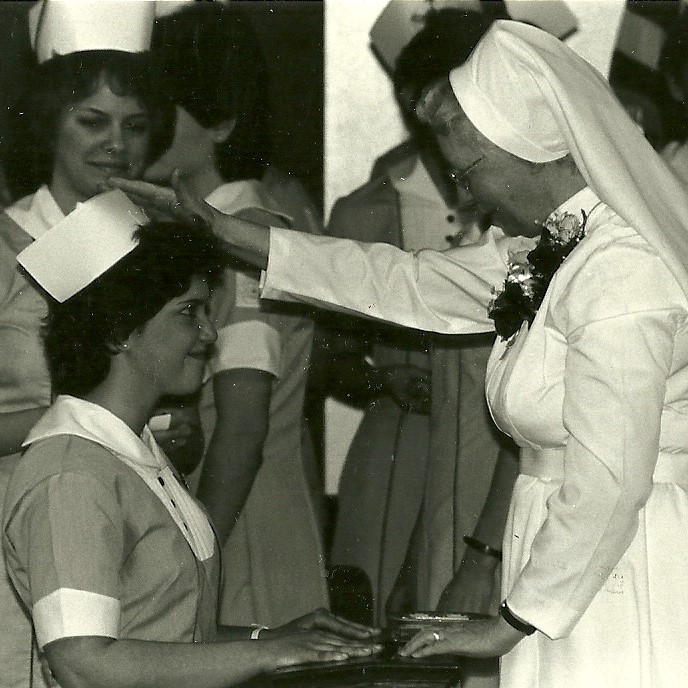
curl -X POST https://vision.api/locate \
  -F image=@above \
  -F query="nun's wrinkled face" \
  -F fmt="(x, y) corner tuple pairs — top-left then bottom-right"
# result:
(435, 119), (550, 238)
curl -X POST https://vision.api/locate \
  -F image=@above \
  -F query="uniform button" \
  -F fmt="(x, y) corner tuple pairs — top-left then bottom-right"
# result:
(446, 214), (455, 223)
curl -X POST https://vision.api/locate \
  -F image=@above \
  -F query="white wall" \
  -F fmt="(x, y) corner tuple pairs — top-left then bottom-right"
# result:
(322, 0), (626, 494)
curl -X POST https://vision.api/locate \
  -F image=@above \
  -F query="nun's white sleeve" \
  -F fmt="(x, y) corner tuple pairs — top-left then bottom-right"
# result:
(261, 226), (531, 335)
(506, 231), (688, 639)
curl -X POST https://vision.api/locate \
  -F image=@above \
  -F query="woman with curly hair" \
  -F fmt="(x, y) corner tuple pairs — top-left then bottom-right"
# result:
(3, 210), (379, 688)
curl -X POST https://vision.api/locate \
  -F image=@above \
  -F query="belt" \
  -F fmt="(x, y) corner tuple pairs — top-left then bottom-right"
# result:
(520, 446), (688, 489)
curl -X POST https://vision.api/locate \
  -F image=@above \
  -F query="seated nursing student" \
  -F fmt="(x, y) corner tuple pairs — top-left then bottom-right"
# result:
(2, 191), (380, 688)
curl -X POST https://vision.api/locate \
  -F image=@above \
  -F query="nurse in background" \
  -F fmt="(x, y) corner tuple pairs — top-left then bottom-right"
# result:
(324, 8), (516, 631)
(144, 3), (329, 628)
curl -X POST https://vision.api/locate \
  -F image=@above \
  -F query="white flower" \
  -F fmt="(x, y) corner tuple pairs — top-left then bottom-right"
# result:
(544, 211), (583, 245)
(505, 251), (536, 298)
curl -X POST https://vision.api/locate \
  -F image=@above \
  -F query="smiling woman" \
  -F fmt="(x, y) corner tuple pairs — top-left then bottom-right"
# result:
(0, 46), (176, 687)
(42, 222), (221, 405)
(50, 83), (152, 210)
(3, 210), (381, 688)
(4, 50), (172, 209)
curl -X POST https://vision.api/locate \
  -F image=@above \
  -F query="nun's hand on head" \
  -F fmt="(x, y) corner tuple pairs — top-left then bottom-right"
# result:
(104, 170), (218, 226)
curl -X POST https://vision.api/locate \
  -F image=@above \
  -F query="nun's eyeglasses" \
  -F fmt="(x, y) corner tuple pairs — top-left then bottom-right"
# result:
(449, 155), (486, 190)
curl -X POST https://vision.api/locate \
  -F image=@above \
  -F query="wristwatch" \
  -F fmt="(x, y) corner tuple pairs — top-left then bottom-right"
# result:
(499, 600), (536, 635)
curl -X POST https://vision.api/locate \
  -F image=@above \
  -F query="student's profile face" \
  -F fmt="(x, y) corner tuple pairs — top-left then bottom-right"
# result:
(123, 276), (217, 398)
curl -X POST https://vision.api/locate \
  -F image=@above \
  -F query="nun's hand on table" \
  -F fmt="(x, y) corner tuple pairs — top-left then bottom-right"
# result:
(398, 616), (523, 659)
(105, 170), (217, 225)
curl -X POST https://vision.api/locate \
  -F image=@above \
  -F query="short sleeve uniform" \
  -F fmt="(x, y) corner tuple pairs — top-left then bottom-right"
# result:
(3, 396), (219, 684)
(0, 186), (64, 688)
(195, 181), (329, 627)
(203, 181), (284, 380)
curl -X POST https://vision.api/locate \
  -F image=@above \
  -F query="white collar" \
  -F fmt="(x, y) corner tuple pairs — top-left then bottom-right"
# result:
(24, 394), (161, 469)
(6, 185), (65, 240)
(25, 395), (215, 561)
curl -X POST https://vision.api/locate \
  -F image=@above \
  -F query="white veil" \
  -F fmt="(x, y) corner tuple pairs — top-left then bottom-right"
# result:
(449, 20), (688, 299)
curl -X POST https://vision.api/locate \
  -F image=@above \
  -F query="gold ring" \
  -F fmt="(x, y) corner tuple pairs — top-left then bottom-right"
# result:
(432, 631), (441, 642)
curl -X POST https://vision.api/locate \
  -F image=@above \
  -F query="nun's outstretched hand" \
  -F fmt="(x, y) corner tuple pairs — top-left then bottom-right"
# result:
(107, 171), (271, 269)
(105, 170), (217, 225)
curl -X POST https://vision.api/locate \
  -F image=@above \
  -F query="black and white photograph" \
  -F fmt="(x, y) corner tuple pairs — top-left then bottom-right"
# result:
(0, 1), (687, 687)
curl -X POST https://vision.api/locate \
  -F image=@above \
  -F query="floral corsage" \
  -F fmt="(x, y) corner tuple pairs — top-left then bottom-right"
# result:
(488, 210), (587, 341)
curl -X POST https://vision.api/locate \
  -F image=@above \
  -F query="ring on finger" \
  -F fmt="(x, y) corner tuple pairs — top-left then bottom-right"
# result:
(432, 631), (442, 642)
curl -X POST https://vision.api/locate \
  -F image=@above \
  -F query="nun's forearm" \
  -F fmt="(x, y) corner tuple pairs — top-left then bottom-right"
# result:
(210, 212), (269, 270)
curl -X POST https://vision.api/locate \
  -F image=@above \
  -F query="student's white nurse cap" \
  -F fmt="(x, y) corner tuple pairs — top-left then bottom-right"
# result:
(29, 0), (192, 64)
(17, 190), (149, 302)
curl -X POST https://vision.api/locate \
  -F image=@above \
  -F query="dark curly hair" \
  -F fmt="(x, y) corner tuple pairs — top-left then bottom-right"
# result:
(151, 3), (271, 182)
(390, 8), (495, 190)
(393, 8), (495, 119)
(3, 50), (174, 198)
(43, 220), (227, 397)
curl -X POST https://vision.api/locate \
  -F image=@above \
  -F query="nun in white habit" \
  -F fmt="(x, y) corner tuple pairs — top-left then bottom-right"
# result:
(111, 20), (688, 687)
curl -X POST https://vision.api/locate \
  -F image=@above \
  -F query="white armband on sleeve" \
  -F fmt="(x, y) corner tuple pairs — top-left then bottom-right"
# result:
(209, 321), (281, 377)
(33, 588), (120, 648)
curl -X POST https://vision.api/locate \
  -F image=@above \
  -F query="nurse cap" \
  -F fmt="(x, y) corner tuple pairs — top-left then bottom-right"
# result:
(370, 0), (482, 74)
(29, 0), (192, 64)
(18, 190), (149, 302)
(370, 0), (576, 74)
